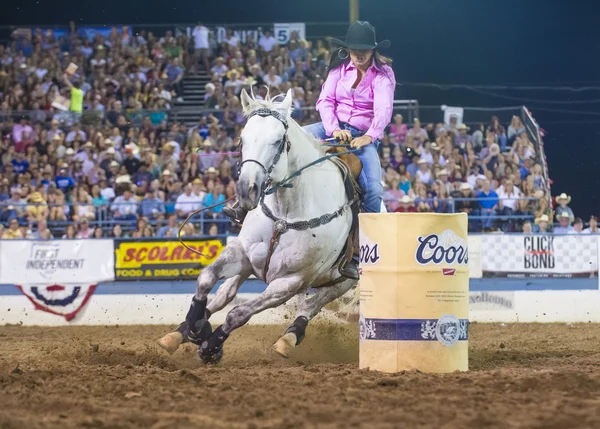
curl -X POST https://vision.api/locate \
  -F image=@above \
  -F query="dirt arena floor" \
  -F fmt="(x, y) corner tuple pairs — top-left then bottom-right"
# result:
(2, 323), (600, 429)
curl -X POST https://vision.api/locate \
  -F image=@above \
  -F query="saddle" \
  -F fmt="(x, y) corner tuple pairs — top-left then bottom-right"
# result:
(326, 147), (362, 268)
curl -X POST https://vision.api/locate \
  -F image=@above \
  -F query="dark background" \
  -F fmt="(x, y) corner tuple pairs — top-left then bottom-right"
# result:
(1, 0), (598, 217)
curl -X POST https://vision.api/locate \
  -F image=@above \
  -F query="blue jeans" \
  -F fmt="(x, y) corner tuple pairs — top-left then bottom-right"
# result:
(303, 122), (383, 213)
(480, 208), (495, 230)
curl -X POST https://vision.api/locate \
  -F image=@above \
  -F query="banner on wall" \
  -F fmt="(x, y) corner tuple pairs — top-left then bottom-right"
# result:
(114, 239), (225, 281)
(187, 22), (306, 46)
(480, 234), (598, 279)
(0, 240), (115, 321)
(273, 23), (306, 44)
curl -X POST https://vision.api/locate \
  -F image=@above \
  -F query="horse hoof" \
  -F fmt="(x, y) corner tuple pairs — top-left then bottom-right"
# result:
(273, 333), (297, 359)
(157, 331), (184, 355)
(198, 346), (223, 365)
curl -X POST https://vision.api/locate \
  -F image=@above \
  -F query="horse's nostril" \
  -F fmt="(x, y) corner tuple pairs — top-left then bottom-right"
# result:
(248, 183), (257, 201)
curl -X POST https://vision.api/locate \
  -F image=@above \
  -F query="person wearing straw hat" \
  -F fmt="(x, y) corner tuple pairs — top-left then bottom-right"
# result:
(534, 214), (550, 233)
(26, 192), (47, 222)
(553, 212), (574, 234)
(554, 193), (574, 223)
(394, 195), (417, 213)
(455, 123), (472, 149)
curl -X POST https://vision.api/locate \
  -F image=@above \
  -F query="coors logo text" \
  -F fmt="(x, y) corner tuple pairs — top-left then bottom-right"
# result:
(415, 232), (468, 266)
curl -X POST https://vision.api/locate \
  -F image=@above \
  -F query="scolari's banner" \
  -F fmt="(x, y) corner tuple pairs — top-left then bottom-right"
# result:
(114, 239), (225, 280)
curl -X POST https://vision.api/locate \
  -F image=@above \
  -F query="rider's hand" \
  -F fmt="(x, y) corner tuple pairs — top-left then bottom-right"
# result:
(333, 130), (352, 143)
(351, 135), (373, 148)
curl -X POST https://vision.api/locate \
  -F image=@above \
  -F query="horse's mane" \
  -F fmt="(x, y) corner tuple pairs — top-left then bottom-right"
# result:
(242, 88), (325, 153)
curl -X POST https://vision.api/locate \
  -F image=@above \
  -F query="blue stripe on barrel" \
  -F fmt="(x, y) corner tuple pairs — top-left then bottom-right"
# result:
(361, 316), (469, 344)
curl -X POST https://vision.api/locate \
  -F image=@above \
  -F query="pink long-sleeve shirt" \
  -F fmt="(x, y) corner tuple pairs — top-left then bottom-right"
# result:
(316, 61), (396, 141)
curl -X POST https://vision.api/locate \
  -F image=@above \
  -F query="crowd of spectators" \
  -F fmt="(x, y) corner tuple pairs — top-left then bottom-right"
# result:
(0, 23), (585, 240)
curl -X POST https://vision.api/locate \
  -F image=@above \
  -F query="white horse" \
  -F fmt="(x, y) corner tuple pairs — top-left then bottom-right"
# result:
(158, 89), (358, 362)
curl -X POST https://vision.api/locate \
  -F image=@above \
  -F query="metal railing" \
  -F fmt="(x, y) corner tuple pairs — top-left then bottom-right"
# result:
(1, 196), (544, 231)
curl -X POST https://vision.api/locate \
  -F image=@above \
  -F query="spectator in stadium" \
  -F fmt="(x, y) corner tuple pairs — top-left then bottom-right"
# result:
(453, 182), (479, 228)
(175, 183), (202, 218)
(534, 214), (550, 233)
(583, 216), (598, 234)
(488, 116), (507, 150)
(389, 114), (407, 144)
(570, 217), (583, 234)
(139, 188), (165, 220)
(2, 217), (22, 239)
(554, 193), (574, 223)
(394, 195), (416, 213)
(415, 159), (433, 185)
(166, 58), (184, 102)
(477, 179), (498, 231)
(496, 178), (521, 216)
(521, 220), (533, 233)
(63, 74), (84, 119)
(157, 213), (179, 237)
(110, 187), (138, 222)
(406, 117), (428, 146)
(553, 212), (574, 234)
(507, 115), (526, 146)
(191, 23), (210, 74)
(75, 218), (94, 238)
(455, 123), (471, 149)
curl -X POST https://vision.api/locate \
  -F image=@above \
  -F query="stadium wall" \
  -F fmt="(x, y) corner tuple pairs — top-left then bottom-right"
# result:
(0, 235), (598, 326)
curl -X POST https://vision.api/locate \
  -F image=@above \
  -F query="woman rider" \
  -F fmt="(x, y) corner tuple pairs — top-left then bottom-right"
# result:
(224, 21), (396, 280)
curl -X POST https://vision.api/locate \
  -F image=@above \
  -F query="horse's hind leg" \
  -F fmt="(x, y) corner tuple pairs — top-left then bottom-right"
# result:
(158, 239), (251, 353)
(274, 279), (357, 358)
(198, 275), (305, 364)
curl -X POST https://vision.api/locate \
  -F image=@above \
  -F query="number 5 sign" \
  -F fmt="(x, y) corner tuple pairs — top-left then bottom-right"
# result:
(273, 23), (306, 45)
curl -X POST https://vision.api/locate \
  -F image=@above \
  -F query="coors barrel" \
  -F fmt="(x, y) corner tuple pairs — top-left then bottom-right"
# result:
(359, 213), (469, 373)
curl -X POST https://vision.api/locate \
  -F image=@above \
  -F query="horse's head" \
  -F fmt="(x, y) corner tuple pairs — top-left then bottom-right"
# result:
(237, 88), (293, 210)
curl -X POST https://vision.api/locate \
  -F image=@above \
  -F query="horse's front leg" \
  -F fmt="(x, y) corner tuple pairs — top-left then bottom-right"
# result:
(157, 274), (250, 354)
(274, 278), (357, 358)
(198, 275), (305, 364)
(157, 239), (251, 354)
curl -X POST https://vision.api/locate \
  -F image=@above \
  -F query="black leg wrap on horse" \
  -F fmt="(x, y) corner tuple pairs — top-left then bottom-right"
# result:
(186, 297), (207, 328)
(185, 297), (210, 345)
(200, 326), (229, 357)
(286, 316), (309, 345)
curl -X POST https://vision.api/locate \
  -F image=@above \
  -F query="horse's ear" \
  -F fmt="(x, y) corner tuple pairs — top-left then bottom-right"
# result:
(240, 89), (252, 111)
(278, 88), (293, 117)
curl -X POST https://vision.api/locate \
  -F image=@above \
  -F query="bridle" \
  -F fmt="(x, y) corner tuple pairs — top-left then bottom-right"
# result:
(237, 108), (291, 200)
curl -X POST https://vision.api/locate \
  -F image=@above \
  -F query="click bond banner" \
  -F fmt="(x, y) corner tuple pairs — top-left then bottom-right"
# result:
(0, 240), (115, 321)
(480, 234), (598, 278)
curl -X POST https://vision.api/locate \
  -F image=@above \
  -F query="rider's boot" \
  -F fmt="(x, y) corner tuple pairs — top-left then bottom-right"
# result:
(223, 201), (248, 226)
(338, 255), (359, 280)
(338, 228), (360, 280)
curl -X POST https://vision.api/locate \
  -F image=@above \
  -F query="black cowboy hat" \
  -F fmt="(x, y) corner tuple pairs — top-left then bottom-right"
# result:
(330, 21), (390, 51)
